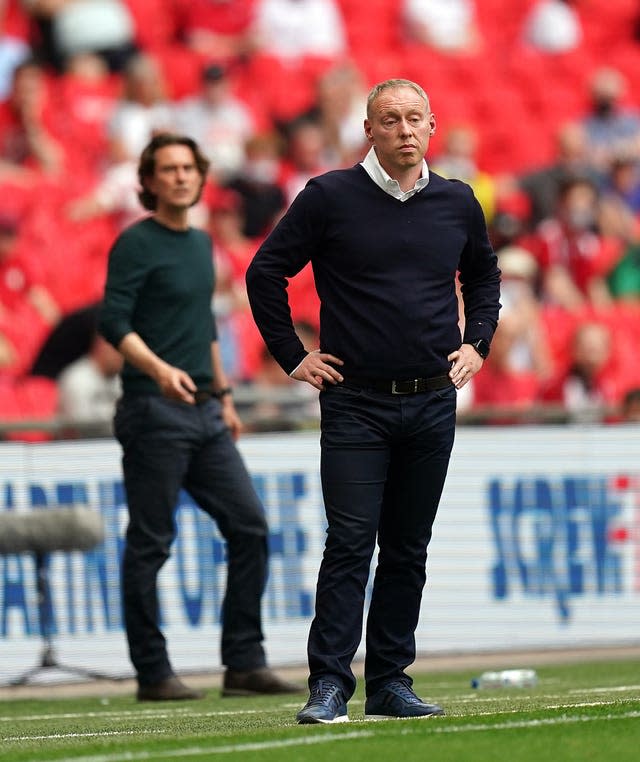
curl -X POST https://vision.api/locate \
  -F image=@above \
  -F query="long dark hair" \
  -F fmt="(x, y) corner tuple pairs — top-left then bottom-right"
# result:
(137, 133), (210, 211)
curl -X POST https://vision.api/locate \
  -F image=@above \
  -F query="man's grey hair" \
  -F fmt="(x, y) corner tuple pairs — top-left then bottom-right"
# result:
(366, 79), (430, 118)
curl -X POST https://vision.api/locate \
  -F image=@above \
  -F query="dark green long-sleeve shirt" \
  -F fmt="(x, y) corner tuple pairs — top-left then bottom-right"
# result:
(99, 217), (217, 395)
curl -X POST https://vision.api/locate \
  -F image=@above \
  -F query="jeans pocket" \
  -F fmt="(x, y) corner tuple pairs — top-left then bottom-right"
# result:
(434, 384), (457, 401)
(321, 382), (366, 400)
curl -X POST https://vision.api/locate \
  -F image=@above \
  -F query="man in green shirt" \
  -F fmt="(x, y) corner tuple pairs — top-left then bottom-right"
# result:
(99, 133), (302, 701)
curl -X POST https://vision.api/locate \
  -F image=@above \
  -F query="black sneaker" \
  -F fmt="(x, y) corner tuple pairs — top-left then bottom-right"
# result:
(364, 680), (445, 720)
(296, 680), (349, 724)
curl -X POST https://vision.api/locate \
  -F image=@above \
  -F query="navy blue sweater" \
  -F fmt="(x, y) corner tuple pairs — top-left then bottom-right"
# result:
(246, 165), (501, 379)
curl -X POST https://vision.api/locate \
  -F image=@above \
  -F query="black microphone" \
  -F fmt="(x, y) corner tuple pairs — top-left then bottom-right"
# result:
(0, 507), (105, 555)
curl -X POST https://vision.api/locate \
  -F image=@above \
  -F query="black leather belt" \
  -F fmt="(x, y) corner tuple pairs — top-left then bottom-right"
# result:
(341, 374), (452, 395)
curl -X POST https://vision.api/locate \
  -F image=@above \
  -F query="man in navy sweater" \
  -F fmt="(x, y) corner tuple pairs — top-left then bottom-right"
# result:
(246, 79), (501, 723)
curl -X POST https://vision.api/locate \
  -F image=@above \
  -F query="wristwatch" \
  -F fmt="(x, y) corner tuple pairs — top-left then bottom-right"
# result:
(470, 338), (490, 359)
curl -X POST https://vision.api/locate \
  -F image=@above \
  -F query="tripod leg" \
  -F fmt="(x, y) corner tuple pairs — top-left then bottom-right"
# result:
(8, 552), (122, 685)
(9, 553), (56, 685)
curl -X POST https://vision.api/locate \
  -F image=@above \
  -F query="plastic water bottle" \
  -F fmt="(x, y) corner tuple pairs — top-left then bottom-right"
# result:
(470, 669), (538, 689)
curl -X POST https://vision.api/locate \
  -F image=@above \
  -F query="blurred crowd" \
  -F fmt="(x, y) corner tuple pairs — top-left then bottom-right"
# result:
(1, 0), (640, 436)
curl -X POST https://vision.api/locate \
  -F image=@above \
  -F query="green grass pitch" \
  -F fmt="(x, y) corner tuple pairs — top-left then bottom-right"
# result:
(1, 656), (639, 762)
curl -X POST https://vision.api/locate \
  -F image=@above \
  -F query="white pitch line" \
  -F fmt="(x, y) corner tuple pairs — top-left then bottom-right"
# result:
(44, 729), (377, 762)
(0, 708), (266, 724)
(569, 685), (640, 694)
(547, 702), (634, 709)
(462, 698), (639, 714)
(427, 710), (640, 734)
(5, 730), (167, 742)
(39, 710), (640, 762)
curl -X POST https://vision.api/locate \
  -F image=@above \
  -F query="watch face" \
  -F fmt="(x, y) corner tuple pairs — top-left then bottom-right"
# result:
(474, 339), (489, 358)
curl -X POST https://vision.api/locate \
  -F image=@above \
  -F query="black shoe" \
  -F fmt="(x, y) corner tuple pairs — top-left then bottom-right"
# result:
(364, 680), (444, 720)
(222, 667), (304, 697)
(136, 675), (206, 702)
(296, 680), (349, 724)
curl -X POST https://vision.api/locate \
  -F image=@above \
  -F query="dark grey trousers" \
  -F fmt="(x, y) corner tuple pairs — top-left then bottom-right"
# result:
(114, 394), (268, 684)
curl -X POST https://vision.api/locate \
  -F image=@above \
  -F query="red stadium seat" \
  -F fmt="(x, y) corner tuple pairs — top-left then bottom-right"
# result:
(239, 54), (320, 125)
(336, 0), (401, 59)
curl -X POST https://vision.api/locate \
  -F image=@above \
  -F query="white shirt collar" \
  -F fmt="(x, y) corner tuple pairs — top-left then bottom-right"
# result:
(360, 146), (430, 201)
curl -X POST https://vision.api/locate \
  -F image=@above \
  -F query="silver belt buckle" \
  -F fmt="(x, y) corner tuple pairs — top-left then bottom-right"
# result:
(391, 379), (418, 394)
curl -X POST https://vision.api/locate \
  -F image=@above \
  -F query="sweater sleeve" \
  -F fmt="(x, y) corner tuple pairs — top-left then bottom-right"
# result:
(245, 181), (325, 374)
(98, 232), (147, 349)
(458, 188), (502, 347)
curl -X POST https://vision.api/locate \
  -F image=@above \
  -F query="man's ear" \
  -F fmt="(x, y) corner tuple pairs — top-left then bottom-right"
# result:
(364, 119), (374, 143)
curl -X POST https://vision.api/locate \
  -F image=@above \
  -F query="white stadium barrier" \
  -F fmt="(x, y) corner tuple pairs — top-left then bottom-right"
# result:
(0, 427), (638, 683)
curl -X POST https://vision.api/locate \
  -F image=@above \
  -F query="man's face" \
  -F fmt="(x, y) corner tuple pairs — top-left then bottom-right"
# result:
(146, 144), (204, 211)
(364, 86), (435, 175)
(560, 184), (597, 231)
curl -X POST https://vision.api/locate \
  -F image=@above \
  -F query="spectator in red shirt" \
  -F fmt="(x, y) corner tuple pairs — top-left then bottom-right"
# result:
(0, 58), (66, 180)
(542, 320), (625, 422)
(522, 176), (622, 311)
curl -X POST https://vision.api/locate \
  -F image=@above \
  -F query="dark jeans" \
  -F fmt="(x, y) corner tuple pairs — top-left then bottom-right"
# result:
(114, 394), (268, 685)
(309, 382), (456, 699)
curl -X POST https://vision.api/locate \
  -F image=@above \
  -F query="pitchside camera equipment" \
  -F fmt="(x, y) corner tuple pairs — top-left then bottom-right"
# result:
(0, 506), (118, 685)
